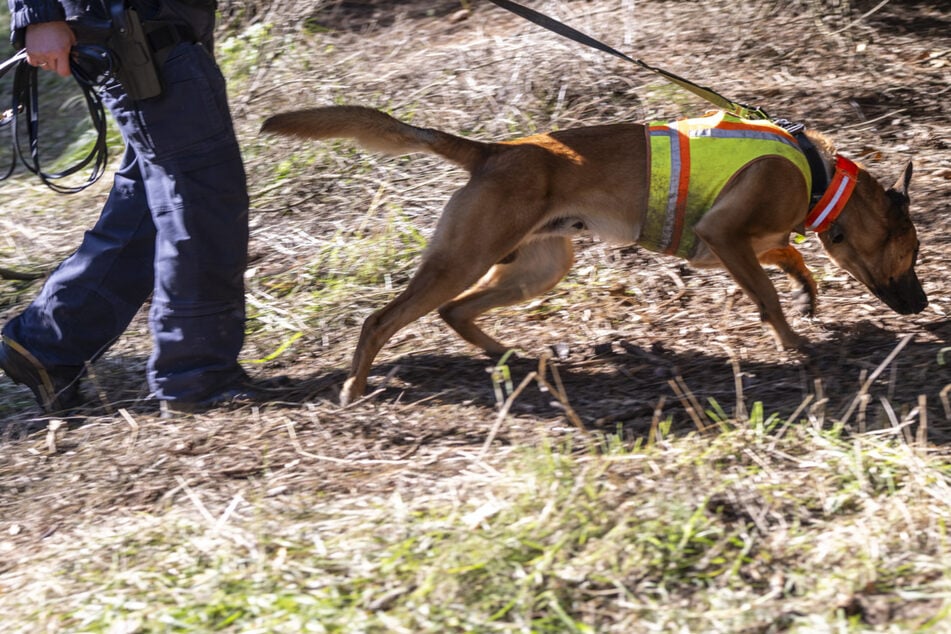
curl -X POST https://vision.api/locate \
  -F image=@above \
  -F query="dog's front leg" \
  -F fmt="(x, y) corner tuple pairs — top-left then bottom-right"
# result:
(694, 227), (807, 350)
(758, 245), (818, 317)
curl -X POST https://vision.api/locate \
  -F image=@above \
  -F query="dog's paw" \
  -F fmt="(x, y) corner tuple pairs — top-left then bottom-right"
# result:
(772, 329), (810, 352)
(339, 376), (364, 407)
(792, 288), (818, 317)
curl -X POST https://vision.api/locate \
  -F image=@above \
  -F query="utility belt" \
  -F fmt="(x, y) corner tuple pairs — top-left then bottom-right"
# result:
(69, 1), (209, 100)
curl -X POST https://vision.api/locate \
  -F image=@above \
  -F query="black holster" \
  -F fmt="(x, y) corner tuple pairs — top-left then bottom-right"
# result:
(108, 4), (164, 100)
(69, 1), (201, 100)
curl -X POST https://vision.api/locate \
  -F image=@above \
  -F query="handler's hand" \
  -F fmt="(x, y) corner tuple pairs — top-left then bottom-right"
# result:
(24, 22), (76, 78)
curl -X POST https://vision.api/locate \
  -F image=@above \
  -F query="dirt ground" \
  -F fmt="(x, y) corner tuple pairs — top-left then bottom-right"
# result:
(1, 0), (949, 570)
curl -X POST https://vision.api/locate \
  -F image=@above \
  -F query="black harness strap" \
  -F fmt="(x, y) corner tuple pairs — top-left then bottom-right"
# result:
(797, 135), (831, 207)
(774, 118), (831, 207)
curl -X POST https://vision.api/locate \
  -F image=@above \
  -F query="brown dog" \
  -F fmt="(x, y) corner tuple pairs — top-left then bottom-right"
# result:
(261, 106), (927, 405)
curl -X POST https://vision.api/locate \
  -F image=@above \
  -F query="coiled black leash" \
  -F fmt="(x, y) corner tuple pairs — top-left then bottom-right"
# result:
(0, 49), (28, 183)
(0, 45), (111, 193)
(486, 0), (770, 120)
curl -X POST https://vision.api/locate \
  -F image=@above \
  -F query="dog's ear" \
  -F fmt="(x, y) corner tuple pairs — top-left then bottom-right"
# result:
(891, 161), (913, 201)
(885, 161), (913, 219)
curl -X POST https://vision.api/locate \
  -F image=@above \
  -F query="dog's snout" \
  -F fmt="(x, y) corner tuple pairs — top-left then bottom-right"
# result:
(877, 270), (928, 314)
(905, 287), (929, 314)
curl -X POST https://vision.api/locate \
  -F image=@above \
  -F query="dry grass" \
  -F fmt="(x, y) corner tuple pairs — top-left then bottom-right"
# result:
(2, 408), (951, 632)
(1, 0), (950, 631)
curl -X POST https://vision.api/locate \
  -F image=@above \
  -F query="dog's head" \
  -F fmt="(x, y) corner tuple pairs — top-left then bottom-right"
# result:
(818, 161), (927, 314)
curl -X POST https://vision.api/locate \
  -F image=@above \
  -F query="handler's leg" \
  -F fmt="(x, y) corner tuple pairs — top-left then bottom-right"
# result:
(107, 42), (250, 404)
(0, 146), (157, 411)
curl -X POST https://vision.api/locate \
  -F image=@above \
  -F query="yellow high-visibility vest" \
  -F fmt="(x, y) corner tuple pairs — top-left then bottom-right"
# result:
(642, 111), (812, 258)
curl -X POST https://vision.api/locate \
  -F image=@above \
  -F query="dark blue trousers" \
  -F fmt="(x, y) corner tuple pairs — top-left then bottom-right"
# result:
(2, 41), (249, 402)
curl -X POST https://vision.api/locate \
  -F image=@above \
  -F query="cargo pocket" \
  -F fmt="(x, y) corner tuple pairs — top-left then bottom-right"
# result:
(130, 43), (231, 163)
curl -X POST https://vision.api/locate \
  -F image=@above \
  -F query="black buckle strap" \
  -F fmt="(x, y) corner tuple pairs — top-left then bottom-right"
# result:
(0, 12), (197, 193)
(774, 118), (830, 206)
(797, 133), (831, 208)
(145, 22), (197, 56)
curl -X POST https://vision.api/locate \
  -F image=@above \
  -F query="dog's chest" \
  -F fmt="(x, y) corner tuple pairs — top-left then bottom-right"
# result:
(640, 111), (811, 258)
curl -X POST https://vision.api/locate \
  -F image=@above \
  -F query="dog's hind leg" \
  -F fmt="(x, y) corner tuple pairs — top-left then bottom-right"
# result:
(758, 245), (817, 317)
(341, 254), (499, 406)
(438, 235), (574, 355)
(341, 179), (548, 406)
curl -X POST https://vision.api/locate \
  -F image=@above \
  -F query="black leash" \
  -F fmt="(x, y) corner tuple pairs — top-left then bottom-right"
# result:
(488, 2), (835, 214)
(0, 46), (111, 194)
(486, 0), (770, 120)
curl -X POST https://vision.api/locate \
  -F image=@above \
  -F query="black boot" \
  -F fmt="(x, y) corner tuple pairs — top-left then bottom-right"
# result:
(159, 369), (292, 417)
(0, 337), (85, 413)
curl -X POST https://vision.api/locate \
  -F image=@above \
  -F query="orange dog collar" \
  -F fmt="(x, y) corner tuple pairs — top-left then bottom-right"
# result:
(805, 155), (859, 233)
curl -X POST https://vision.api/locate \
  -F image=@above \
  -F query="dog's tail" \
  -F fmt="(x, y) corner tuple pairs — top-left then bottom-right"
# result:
(261, 106), (489, 173)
